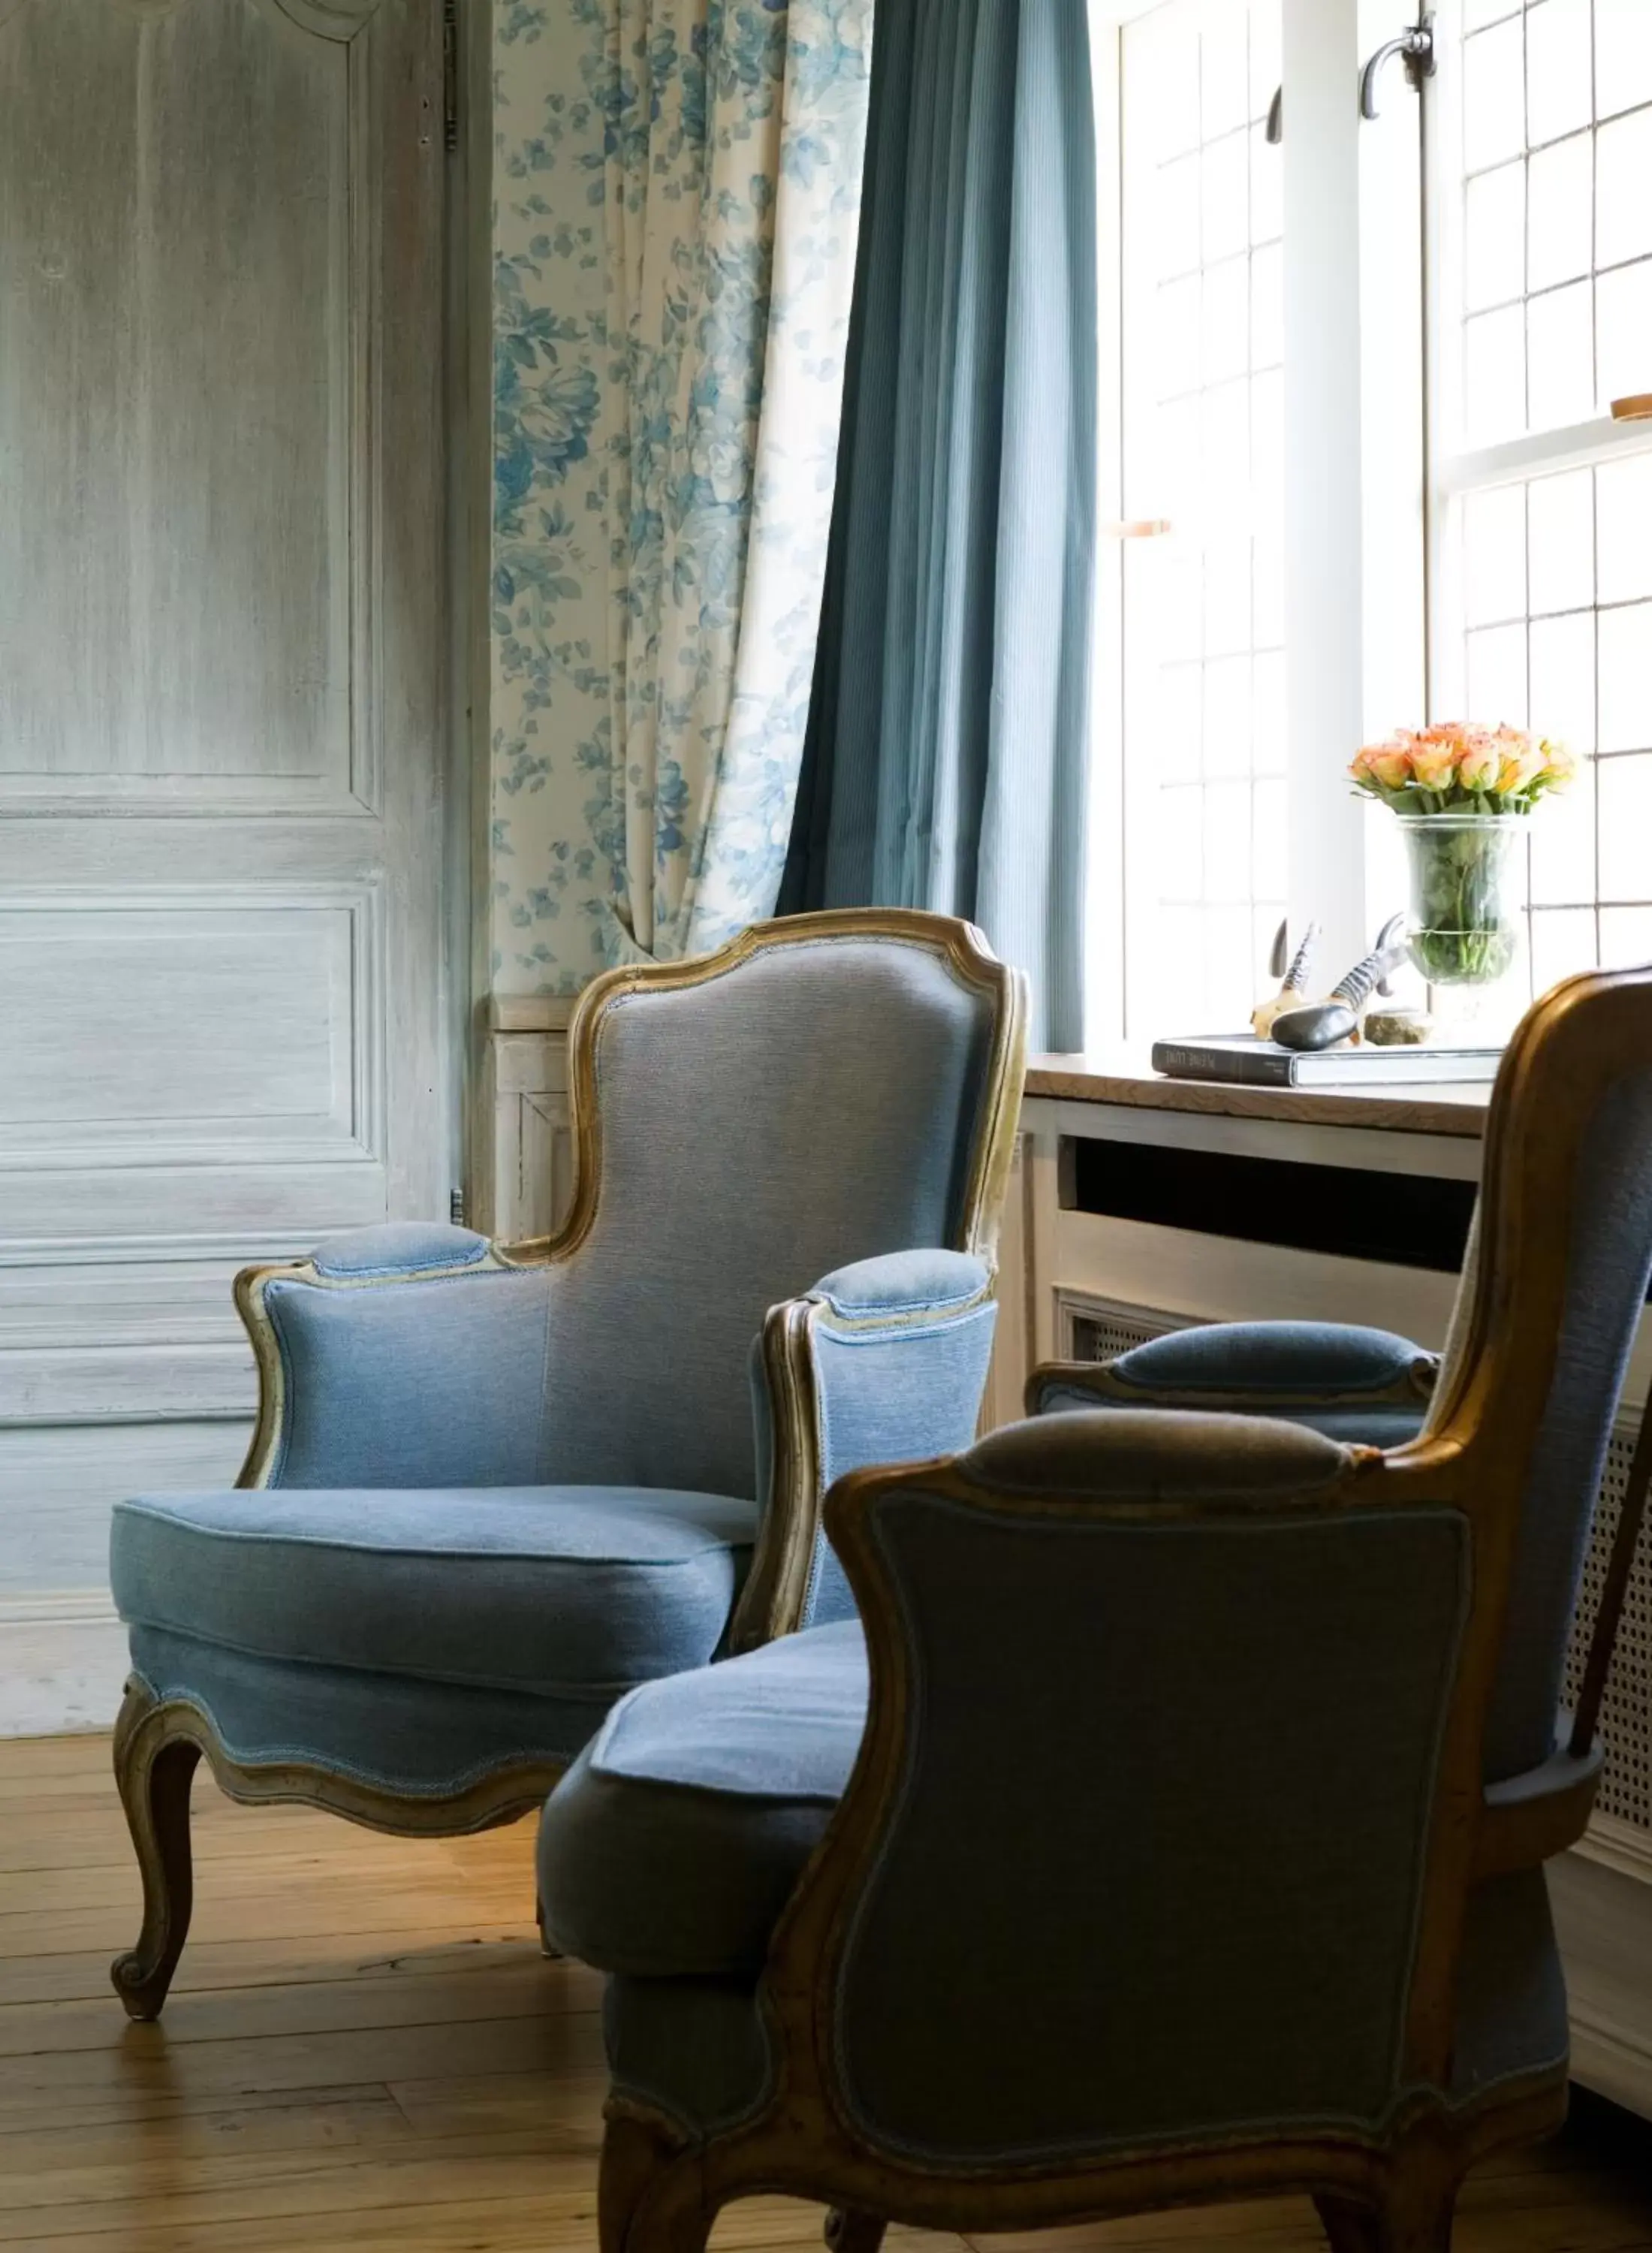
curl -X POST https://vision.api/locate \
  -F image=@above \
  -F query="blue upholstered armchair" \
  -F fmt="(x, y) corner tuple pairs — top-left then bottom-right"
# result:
(106, 909), (1026, 2019)
(536, 964), (1652, 2253)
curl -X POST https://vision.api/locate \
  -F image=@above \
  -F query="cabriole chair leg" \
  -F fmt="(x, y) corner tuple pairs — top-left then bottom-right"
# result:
(825, 2209), (888, 2253)
(1316, 2152), (1460, 2253)
(110, 1680), (201, 2022)
(599, 2111), (704, 2253)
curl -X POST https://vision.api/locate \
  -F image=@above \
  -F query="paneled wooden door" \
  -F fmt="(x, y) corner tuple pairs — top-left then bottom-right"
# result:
(0, 0), (453, 1721)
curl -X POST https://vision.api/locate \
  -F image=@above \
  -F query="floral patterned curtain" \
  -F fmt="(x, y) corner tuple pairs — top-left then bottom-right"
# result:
(596, 0), (872, 964)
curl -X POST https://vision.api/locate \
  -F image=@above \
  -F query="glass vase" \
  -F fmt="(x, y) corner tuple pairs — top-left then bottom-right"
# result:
(1397, 813), (1523, 987)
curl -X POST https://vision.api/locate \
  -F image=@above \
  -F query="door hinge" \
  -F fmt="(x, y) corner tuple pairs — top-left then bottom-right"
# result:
(450, 1186), (466, 1226)
(442, 0), (459, 155)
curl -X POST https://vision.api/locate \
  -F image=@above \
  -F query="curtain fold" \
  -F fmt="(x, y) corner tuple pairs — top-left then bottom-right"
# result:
(600, 0), (873, 967)
(781, 0), (1098, 1050)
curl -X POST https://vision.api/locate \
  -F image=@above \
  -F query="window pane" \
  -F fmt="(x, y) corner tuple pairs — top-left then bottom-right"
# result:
(1529, 609), (1596, 751)
(1530, 753), (1597, 902)
(1201, 256), (1249, 383)
(1527, 136), (1592, 291)
(1119, 0), (1285, 1036)
(1467, 620), (1529, 722)
(1596, 258), (1652, 409)
(1527, 467), (1594, 616)
(1600, 905), (1652, 966)
(1204, 541), (1251, 656)
(1465, 303), (1527, 442)
(1247, 3), (1280, 119)
(1527, 280), (1595, 430)
(1463, 484), (1527, 625)
(1525, 0), (1593, 148)
(1595, 109), (1652, 270)
(1596, 453), (1652, 602)
(1467, 161), (1525, 311)
(1253, 529), (1283, 647)
(1159, 663), (1202, 783)
(1201, 8), (1250, 139)
(1530, 906), (1600, 991)
(1201, 133), (1249, 264)
(1157, 154), (1200, 276)
(1250, 119), (1282, 246)
(1595, 0), (1652, 118)
(1250, 239), (1283, 367)
(1156, 273), (1201, 394)
(1464, 17), (1527, 172)
(1252, 649), (1285, 765)
(1253, 779), (1286, 895)
(1204, 656), (1253, 774)
(1204, 783), (1251, 894)
(1599, 756), (1652, 897)
(1599, 602), (1652, 750)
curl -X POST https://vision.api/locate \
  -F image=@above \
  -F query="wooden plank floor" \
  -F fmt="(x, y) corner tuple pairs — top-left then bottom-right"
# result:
(3, 1736), (1652, 2252)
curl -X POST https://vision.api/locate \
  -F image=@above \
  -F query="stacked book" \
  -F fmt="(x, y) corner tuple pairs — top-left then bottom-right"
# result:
(1150, 1036), (1503, 1088)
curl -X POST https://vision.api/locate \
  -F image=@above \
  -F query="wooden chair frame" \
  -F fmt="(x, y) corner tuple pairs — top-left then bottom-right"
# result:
(597, 966), (1652, 2253)
(110, 908), (1026, 2019)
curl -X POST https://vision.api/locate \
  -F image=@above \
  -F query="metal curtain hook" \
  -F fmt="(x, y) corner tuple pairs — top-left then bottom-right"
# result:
(1360, 11), (1436, 121)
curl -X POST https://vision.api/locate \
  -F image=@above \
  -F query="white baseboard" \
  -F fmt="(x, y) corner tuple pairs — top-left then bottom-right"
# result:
(1569, 2007), (1652, 2121)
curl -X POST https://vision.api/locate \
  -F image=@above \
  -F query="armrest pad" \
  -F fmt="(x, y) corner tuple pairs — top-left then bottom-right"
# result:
(308, 1223), (493, 1280)
(810, 1248), (990, 1322)
(1029, 1321), (1438, 1416)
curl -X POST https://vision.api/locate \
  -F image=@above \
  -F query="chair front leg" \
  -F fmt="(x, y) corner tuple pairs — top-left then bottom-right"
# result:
(110, 1678), (200, 2021)
(825, 2209), (888, 2253)
(600, 2110), (713, 2253)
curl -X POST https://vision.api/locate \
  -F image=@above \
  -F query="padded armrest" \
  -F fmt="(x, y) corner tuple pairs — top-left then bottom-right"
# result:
(306, 1223), (496, 1280)
(810, 1248), (992, 1320)
(733, 1249), (998, 1648)
(1028, 1321), (1439, 1450)
(239, 1226), (553, 1490)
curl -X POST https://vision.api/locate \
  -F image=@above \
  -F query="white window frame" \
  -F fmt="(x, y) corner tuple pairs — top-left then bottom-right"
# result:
(1087, 0), (1436, 1048)
(1422, 0), (1652, 992)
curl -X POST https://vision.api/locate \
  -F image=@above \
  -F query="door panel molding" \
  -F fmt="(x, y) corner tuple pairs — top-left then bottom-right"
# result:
(0, 884), (384, 1171)
(0, 0), (397, 820)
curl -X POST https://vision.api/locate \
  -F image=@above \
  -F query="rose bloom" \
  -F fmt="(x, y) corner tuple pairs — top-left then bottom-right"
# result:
(1361, 741), (1414, 791)
(1539, 739), (1576, 786)
(1409, 740), (1457, 789)
(1497, 742), (1543, 794)
(1456, 734), (1503, 791)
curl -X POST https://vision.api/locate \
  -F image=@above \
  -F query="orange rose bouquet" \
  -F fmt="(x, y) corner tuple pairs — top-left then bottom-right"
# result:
(1349, 723), (1573, 815)
(1349, 723), (1573, 985)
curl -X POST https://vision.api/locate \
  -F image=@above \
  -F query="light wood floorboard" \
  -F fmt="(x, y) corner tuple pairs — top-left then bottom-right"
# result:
(1, 1736), (1650, 2251)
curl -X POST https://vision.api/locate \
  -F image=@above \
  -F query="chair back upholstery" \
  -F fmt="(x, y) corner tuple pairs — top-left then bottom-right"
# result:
(529, 912), (1023, 1498)
(1421, 967), (1652, 1778)
(792, 1413), (1470, 2164)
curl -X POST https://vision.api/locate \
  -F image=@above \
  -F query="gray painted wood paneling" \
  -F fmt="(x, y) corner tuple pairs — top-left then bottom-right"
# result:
(0, 0), (451, 1701)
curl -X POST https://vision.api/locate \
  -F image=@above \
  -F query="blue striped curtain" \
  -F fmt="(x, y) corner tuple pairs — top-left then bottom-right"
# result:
(781, 0), (1099, 1051)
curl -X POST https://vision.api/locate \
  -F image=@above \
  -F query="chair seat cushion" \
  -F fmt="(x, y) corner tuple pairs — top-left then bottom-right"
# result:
(538, 1619), (868, 1977)
(110, 1485), (758, 1700)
